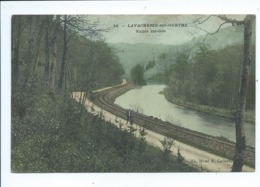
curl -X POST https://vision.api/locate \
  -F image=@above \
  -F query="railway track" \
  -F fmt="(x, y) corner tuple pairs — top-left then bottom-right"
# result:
(91, 81), (255, 167)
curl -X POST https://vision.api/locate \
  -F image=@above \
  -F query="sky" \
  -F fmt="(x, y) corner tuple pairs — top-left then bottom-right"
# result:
(88, 15), (246, 45)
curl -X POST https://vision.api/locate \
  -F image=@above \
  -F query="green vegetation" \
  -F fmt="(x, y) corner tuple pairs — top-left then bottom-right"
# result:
(11, 15), (196, 172)
(160, 137), (175, 161)
(157, 44), (255, 123)
(130, 64), (147, 85)
(12, 84), (196, 172)
(145, 59), (156, 71)
(163, 89), (255, 123)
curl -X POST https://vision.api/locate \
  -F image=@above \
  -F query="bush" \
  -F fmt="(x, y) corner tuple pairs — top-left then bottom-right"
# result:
(12, 86), (196, 172)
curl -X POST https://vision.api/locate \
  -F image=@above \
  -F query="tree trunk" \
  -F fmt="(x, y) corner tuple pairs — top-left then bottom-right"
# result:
(12, 16), (22, 83)
(232, 15), (254, 172)
(65, 60), (73, 98)
(23, 16), (34, 84)
(49, 15), (60, 96)
(44, 16), (52, 85)
(58, 15), (68, 91)
(33, 16), (45, 73)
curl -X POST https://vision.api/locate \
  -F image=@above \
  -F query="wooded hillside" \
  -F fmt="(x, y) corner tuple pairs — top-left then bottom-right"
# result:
(11, 15), (195, 172)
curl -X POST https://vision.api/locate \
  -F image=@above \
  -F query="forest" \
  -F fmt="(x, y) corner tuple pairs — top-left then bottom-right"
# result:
(124, 15), (256, 172)
(11, 15), (195, 172)
(151, 43), (255, 123)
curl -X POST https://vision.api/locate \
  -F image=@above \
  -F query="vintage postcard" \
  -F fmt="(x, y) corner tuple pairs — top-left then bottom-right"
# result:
(10, 14), (255, 173)
(1, 1), (259, 187)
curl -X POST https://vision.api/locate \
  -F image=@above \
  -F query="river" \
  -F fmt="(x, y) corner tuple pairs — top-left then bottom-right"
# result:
(114, 84), (255, 147)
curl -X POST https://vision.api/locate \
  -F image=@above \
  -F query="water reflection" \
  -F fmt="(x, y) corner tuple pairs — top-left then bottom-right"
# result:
(114, 84), (255, 147)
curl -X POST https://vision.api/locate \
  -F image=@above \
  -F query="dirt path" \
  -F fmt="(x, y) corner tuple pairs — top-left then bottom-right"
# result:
(72, 81), (254, 172)
(92, 79), (127, 93)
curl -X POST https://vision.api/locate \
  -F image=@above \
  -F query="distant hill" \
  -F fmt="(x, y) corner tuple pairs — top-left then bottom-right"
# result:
(109, 24), (255, 79)
(108, 43), (178, 77)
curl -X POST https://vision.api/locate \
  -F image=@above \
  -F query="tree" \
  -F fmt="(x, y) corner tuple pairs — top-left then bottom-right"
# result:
(58, 15), (106, 93)
(193, 15), (255, 171)
(160, 137), (174, 160)
(58, 15), (67, 90)
(32, 16), (45, 73)
(130, 64), (147, 85)
(23, 16), (35, 84)
(232, 15), (255, 172)
(49, 15), (61, 96)
(192, 45), (217, 105)
(21, 17), (44, 82)
(145, 59), (155, 71)
(43, 16), (53, 85)
(171, 52), (189, 96)
(12, 16), (22, 83)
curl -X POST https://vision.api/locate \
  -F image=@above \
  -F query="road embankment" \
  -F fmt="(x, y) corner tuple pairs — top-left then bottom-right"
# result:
(73, 80), (255, 171)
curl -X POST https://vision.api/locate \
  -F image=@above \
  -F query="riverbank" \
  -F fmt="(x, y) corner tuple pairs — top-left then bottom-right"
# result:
(162, 89), (255, 124)
(86, 84), (254, 171)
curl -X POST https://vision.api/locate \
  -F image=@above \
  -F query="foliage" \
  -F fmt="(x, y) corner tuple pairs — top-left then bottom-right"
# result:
(11, 15), (124, 95)
(177, 147), (184, 163)
(139, 127), (147, 142)
(130, 64), (147, 85)
(145, 60), (156, 71)
(12, 87), (196, 172)
(11, 15), (196, 173)
(68, 39), (124, 91)
(162, 44), (255, 113)
(160, 137), (174, 160)
(164, 91), (255, 123)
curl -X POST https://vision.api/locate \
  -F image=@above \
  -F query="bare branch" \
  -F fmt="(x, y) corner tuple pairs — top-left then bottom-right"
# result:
(216, 15), (244, 25)
(191, 15), (245, 36)
(192, 15), (213, 24)
(206, 21), (230, 35)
